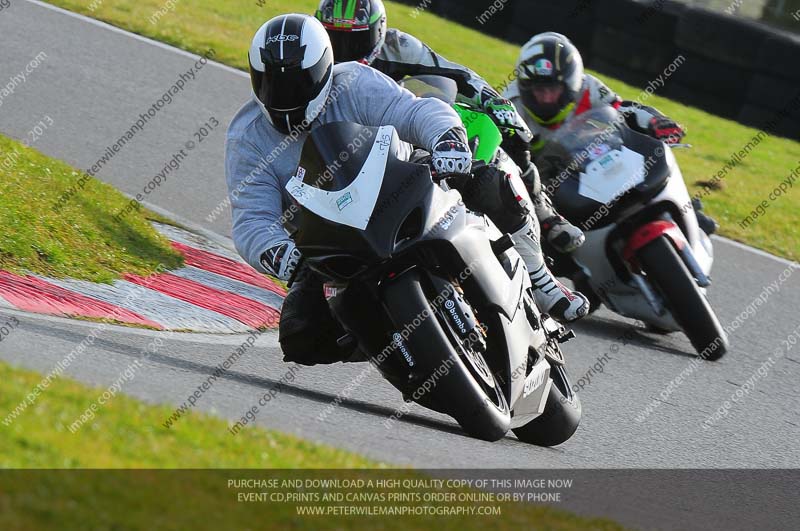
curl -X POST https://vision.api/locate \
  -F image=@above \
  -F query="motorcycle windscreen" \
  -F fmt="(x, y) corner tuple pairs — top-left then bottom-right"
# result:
(537, 107), (627, 182)
(285, 121), (437, 261)
(539, 108), (670, 229)
(400, 75), (458, 105)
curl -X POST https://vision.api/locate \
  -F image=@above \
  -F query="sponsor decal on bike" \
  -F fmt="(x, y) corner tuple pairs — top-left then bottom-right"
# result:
(323, 284), (339, 300)
(392, 332), (415, 367)
(438, 209), (456, 231)
(523, 362), (548, 398)
(336, 191), (354, 211)
(444, 299), (468, 334)
(598, 153), (616, 169)
(588, 143), (611, 160)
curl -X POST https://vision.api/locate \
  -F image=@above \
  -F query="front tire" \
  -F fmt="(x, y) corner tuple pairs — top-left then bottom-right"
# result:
(382, 270), (511, 442)
(637, 236), (728, 359)
(512, 364), (581, 446)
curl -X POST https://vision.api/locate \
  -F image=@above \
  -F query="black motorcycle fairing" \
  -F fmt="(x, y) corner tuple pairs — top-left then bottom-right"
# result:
(288, 121), (532, 405)
(287, 122), (528, 311)
(323, 278), (422, 388)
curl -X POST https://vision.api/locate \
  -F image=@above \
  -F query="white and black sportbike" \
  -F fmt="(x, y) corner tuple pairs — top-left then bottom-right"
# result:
(284, 118), (580, 445)
(537, 106), (729, 359)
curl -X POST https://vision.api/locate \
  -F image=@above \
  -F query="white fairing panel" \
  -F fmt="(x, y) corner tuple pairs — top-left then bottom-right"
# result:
(574, 145), (714, 330)
(578, 147), (645, 205)
(286, 126), (395, 230)
(661, 147), (714, 274)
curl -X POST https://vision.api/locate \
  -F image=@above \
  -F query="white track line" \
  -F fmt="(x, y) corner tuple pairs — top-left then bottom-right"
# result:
(23, 0), (248, 79)
(24, 0), (800, 271)
(0, 304), (278, 344)
(712, 235), (799, 268)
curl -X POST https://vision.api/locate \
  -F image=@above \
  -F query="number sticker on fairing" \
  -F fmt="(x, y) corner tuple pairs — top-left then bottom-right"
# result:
(578, 146), (646, 205)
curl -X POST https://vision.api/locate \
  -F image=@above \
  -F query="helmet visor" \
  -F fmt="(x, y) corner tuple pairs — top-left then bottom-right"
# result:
(532, 82), (564, 104)
(257, 51), (333, 112)
(519, 79), (568, 123)
(327, 26), (376, 63)
(520, 79), (564, 104)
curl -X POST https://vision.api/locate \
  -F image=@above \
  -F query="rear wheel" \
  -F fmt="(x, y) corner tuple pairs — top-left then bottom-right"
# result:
(383, 271), (510, 442)
(637, 236), (728, 359)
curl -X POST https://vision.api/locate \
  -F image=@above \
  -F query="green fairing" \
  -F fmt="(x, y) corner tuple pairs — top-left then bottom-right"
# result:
(454, 104), (502, 164)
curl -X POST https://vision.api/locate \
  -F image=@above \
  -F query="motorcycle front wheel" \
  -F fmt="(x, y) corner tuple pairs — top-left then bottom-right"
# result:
(512, 360), (582, 447)
(637, 236), (729, 359)
(382, 269), (511, 442)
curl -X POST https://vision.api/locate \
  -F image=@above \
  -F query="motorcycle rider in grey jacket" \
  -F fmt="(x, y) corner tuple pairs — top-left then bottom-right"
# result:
(225, 14), (588, 365)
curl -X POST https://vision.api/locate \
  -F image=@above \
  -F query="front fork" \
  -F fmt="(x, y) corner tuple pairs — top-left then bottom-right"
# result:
(619, 216), (711, 317)
(623, 217), (710, 287)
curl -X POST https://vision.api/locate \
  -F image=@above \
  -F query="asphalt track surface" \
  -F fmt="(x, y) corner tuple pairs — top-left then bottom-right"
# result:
(2, 1), (800, 527)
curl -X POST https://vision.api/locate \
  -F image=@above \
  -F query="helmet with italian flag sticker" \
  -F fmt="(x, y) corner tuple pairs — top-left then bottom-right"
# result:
(516, 32), (584, 127)
(315, 0), (388, 65)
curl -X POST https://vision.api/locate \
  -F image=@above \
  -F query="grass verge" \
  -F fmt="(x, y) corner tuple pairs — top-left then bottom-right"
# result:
(0, 360), (374, 468)
(0, 360), (627, 530)
(45, 0), (800, 261)
(0, 133), (183, 283)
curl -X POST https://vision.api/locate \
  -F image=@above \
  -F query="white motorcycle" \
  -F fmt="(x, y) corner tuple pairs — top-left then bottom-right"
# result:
(538, 107), (728, 359)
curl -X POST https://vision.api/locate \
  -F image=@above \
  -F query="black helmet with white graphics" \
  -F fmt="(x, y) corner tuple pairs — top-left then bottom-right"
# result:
(516, 32), (584, 126)
(249, 14), (334, 134)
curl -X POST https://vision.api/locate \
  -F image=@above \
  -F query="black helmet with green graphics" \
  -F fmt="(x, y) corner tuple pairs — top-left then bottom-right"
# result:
(315, 0), (388, 65)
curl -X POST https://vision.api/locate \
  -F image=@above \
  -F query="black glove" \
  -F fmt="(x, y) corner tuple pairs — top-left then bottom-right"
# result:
(620, 101), (685, 144)
(501, 129), (533, 172)
(260, 240), (302, 282)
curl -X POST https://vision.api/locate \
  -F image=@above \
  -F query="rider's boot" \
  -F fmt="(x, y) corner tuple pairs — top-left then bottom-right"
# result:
(533, 191), (585, 254)
(511, 218), (590, 323)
